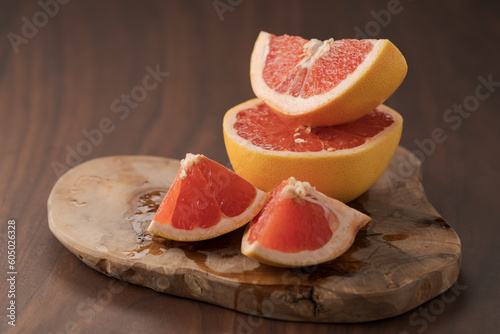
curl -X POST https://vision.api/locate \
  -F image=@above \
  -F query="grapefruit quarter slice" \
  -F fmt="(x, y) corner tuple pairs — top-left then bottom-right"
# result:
(147, 153), (269, 241)
(241, 177), (371, 267)
(250, 31), (407, 126)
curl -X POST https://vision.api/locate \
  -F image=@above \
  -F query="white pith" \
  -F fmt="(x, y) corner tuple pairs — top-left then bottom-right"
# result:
(251, 31), (383, 115)
(300, 38), (334, 69)
(181, 153), (203, 169)
(282, 177), (319, 203)
(178, 153), (202, 180)
(281, 178), (332, 218)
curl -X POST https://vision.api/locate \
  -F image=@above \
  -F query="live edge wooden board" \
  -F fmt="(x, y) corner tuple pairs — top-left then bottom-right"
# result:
(47, 147), (461, 323)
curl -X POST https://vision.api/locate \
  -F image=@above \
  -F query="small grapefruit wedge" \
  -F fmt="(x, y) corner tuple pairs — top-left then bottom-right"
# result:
(147, 154), (269, 241)
(250, 31), (407, 126)
(241, 177), (371, 267)
(223, 98), (402, 202)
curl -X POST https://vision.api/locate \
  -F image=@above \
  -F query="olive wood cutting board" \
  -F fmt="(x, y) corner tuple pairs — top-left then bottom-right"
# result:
(47, 147), (461, 322)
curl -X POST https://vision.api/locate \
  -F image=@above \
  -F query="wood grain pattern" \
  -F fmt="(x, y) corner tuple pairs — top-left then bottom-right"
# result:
(48, 147), (461, 322)
(1, 0), (499, 333)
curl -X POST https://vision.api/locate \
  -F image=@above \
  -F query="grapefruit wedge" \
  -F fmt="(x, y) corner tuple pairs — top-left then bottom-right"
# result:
(147, 154), (269, 241)
(250, 31), (407, 126)
(223, 98), (403, 203)
(241, 177), (371, 267)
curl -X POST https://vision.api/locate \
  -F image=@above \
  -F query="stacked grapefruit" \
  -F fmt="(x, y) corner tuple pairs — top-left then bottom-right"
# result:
(224, 31), (406, 202)
(148, 31), (407, 267)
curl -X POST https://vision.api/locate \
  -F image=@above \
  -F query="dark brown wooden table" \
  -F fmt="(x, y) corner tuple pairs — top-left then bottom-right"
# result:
(1, 0), (499, 333)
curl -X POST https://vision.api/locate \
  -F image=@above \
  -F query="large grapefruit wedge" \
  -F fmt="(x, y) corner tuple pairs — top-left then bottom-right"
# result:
(241, 177), (371, 267)
(223, 98), (403, 203)
(250, 31), (407, 126)
(147, 154), (269, 241)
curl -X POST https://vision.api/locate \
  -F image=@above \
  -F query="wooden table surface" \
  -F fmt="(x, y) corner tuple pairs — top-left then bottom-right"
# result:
(1, 0), (498, 333)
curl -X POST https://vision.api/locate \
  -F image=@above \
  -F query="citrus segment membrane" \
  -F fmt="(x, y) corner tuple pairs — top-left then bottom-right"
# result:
(155, 164), (221, 230)
(263, 35), (375, 98)
(147, 154), (269, 241)
(196, 156), (258, 218)
(241, 177), (371, 267)
(234, 102), (394, 152)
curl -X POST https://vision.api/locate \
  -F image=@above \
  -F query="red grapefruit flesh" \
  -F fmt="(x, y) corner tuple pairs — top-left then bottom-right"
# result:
(148, 154), (269, 241)
(241, 177), (371, 267)
(262, 35), (374, 98)
(233, 101), (394, 152)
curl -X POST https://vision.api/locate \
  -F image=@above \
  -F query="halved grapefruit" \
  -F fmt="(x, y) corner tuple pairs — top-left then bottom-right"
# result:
(241, 177), (371, 267)
(250, 31), (407, 126)
(223, 98), (403, 203)
(147, 154), (269, 241)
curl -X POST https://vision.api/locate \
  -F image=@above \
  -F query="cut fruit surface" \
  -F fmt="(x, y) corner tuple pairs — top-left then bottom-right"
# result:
(147, 154), (269, 241)
(223, 98), (403, 202)
(241, 177), (371, 267)
(250, 31), (407, 126)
